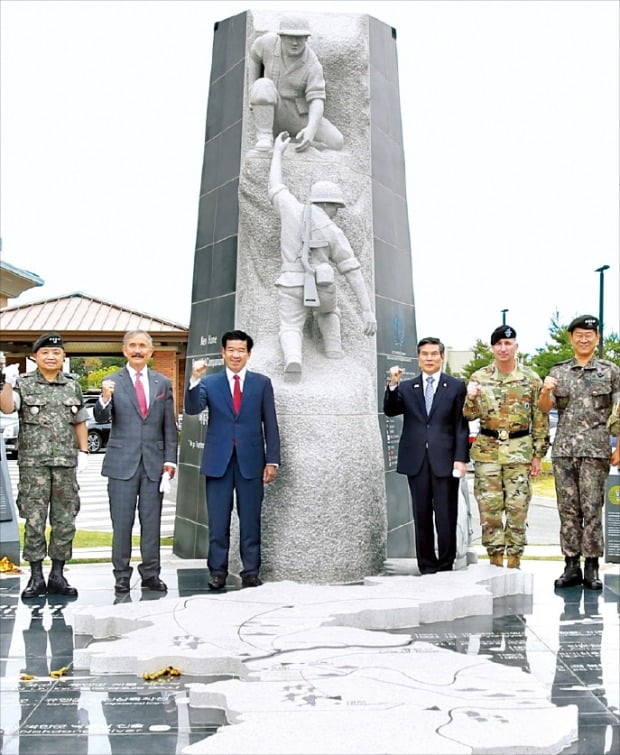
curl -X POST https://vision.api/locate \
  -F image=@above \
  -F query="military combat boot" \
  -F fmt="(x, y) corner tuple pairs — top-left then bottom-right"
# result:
(507, 555), (521, 569)
(489, 552), (504, 567)
(21, 561), (47, 599)
(583, 557), (602, 590)
(46, 560), (78, 597)
(554, 556), (583, 588)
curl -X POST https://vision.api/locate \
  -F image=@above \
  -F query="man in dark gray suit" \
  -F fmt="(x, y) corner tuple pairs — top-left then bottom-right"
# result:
(94, 330), (178, 593)
(384, 337), (469, 574)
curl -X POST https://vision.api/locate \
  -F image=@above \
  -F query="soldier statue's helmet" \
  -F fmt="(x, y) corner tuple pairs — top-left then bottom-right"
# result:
(308, 180), (346, 207)
(490, 325), (517, 345)
(277, 15), (312, 36)
(567, 314), (598, 333)
(32, 332), (64, 353)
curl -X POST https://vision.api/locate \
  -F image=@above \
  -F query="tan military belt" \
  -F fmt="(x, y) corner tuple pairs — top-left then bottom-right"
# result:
(479, 428), (529, 441)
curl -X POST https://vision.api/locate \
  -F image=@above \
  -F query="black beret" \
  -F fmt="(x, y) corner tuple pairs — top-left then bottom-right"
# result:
(32, 332), (64, 352)
(490, 325), (517, 345)
(567, 315), (598, 333)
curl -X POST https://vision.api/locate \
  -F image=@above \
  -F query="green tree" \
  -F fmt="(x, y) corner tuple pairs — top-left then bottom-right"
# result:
(460, 340), (493, 382)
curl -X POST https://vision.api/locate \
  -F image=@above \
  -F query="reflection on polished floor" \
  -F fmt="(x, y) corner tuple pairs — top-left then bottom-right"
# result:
(0, 558), (618, 754)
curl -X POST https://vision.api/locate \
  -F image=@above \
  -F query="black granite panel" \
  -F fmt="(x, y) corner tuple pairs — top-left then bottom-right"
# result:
(384, 470), (412, 530)
(209, 236), (238, 298)
(200, 136), (220, 196)
(376, 354), (418, 409)
(371, 180), (398, 248)
(208, 294), (236, 344)
(371, 127), (407, 196)
(205, 77), (224, 142)
(217, 121), (243, 186)
(195, 191), (217, 250)
(220, 63), (245, 134)
(379, 412), (403, 471)
(188, 300), (212, 356)
(373, 237), (413, 302)
(375, 297), (417, 358)
(368, 16), (400, 84)
(177, 567), (212, 596)
(187, 296), (235, 357)
(192, 244), (212, 301)
(371, 181), (411, 252)
(210, 11), (247, 84)
(213, 180), (240, 245)
(386, 520), (415, 559)
(173, 515), (206, 559)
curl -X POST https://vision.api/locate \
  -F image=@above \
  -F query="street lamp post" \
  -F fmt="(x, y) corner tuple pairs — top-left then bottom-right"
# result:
(594, 265), (610, 358)
(501, 309), (508, 326)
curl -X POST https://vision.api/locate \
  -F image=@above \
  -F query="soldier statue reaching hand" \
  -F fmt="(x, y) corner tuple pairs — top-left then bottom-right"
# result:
(269, 131), (376, 377)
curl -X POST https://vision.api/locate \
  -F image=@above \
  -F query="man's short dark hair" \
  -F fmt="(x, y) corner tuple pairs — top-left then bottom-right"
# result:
(221, 330), (254, 352)
(417, 337), (445, 356)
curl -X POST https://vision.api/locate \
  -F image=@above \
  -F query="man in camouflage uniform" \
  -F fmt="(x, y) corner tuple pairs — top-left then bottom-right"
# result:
(0, 333), (89, 599)
(539, 315), (620, 590)
(464, 325), (549, 569)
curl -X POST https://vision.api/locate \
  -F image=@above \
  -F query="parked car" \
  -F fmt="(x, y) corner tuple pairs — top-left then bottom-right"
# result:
(86, 406), (111, 453)
(1, 406), (111, 457)
(83, 390), (102, 408)
(0, 411), (19, 458)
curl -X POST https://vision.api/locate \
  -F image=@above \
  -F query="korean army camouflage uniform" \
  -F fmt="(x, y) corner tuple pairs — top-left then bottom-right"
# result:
(464, 362), (549, 557)
(549, 356), (620, 559)
(14, 369), (89, 563)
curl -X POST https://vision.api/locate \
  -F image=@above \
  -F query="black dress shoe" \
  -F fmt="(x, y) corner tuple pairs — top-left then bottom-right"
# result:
(241, 575), (262, 588)
(141, 576), (167, 592)
(208, 574), (226, 590)
(115, 577), (130, 593)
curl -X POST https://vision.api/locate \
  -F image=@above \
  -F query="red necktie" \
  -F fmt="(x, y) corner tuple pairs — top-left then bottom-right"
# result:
(135, 371), (148, 417)
(233, 374), (242, 414)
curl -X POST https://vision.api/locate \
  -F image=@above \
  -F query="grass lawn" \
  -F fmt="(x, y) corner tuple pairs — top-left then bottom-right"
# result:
(17, 524), (174, 551)
(532, 472), (556, 499)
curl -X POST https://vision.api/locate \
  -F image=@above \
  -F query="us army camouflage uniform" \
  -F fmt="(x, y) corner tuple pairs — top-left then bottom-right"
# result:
(464, 363), (549, 557)
(14, 370), (89, 563)
(549, 357), (620, 558)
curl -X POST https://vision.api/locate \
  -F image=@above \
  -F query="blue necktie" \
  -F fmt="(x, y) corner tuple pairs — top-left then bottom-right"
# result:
(425, 376), (434, 414)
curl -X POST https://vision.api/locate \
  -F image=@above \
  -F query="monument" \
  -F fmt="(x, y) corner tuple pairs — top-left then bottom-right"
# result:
(174, 10), (418, 583)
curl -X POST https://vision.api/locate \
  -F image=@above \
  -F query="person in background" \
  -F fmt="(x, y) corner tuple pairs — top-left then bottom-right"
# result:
(538, 314), (620, 590)
(384, 337), (469, 574)
(94, 330), (178, 594)
(184, 330), (280, 590)
(464, 325), (548, 570)
(0, 332), (89, 599)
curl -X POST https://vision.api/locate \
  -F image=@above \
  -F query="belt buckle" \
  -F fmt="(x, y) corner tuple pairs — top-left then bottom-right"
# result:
(498, 429), (509, 441)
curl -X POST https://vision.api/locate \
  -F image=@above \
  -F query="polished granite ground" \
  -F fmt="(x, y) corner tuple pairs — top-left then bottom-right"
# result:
(0, 558), (618, 754)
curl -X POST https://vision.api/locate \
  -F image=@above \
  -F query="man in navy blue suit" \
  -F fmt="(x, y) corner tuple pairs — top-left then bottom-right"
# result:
(184, 330), (280, 589)
(384, 337), (469, 574)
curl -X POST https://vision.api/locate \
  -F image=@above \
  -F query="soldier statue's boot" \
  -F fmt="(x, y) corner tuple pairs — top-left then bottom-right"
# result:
(489, 552), (504, 567)
(317, 312), (344, 359)
(280, 331), (303, 377)
(21, 561), (47, 599)
(248, 79), (277, 152)
(47, 560), (78, 597)
(554, 556), (583, 588)
(507, 555), (521, 569)
(583, 557), (602, 591)
(251, 105), (275, 152)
